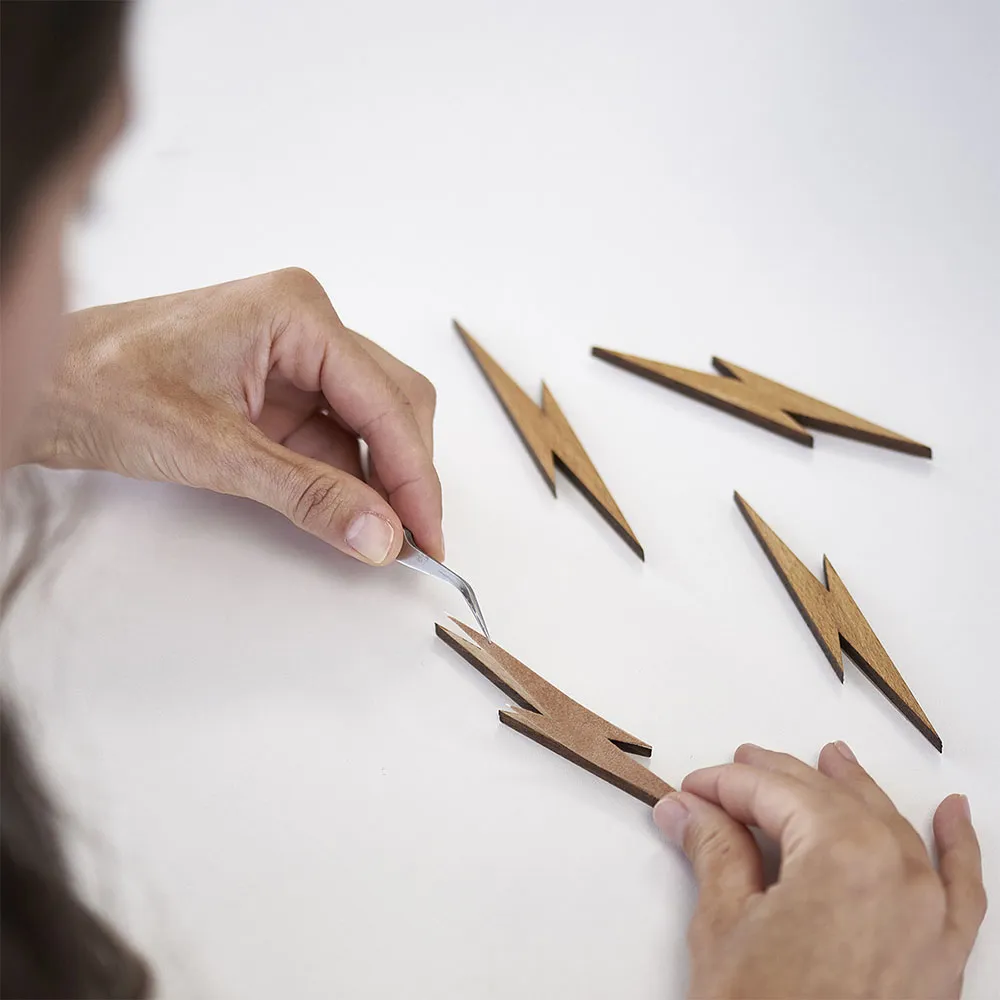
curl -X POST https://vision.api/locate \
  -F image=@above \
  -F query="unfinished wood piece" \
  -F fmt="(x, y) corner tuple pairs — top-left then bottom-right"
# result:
(455, 321), (644, 559)
(735, 492), (941, 751)
(436, 618), (673, 805)
(592, 349), (932, 458)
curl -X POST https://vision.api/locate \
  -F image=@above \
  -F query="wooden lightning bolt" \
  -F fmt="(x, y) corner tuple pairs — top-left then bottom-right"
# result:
(592, 349), (932, 458)
(436, 619), (673, 805)
(735, 493), (941, 750)
(456, 322), (644, 559)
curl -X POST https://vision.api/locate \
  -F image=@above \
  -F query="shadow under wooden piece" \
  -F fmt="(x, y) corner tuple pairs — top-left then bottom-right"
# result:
(456, 321), (644, 559)
(735, 492), (941, 751)
(592, 349), (932, 458)
(436, 619), (673, 805)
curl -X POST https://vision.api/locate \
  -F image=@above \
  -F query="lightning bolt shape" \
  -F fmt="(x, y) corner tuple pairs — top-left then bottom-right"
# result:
(436, 619), (673, 805)
(456, 322), (644, 559)
(592, 350), (932, 458)
(735, 493), (941, 751)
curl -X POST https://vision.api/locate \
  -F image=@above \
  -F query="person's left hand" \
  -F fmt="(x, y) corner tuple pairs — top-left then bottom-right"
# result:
(653, 742), (986, 999)
(26, 267), (443, 565)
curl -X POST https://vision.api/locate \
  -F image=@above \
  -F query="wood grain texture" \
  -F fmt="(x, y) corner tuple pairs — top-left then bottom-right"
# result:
(456, 321), (644, 559)
(436, 619), (673, 806)
(735, 492), (941, 751)
(592, 349), (932, 458)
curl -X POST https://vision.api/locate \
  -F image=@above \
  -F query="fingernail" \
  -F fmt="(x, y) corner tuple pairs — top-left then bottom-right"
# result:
(653, 793), (691, 846)
(346, 513), (395, 564)
(959, 794), (972, 821)
(834, 740), (857, 762)
(431, 534), (446, 562)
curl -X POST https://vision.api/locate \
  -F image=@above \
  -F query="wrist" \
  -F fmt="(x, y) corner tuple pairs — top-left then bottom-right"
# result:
(19, 306), (113, 470)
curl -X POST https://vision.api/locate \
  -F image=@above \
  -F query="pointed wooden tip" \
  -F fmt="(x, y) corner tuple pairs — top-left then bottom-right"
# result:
(711, 357), (737, 378)
(733, 491), (768, 553)
(444, 616), (489, 647)
(623, 533), (645, 561)
(733, 490), (755, 521)
(453, 319), (483, 359)
(599, 522), (645, 560)
(876, 670), (943, 751)
(553, 455), (644, 559)
(591, 346), (641, 372)
(455, 320), (493, 360)
(591, 346), (620, 361)
(435, 620), (456, 642)
(923, 724), (943, 753)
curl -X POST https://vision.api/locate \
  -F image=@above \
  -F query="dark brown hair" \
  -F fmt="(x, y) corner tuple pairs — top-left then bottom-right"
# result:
(1, 3), (150, 997)
(1, 1), (126, 257)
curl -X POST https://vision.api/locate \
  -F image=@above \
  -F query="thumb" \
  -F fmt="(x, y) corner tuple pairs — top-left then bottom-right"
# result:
(231, 427), (404, 565)
(654, 791), (763, 931)
(934, 794), (987, 958)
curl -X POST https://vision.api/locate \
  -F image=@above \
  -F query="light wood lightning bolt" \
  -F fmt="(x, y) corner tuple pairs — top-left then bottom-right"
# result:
(592, 350), (932, 458)
(735, 493), (940, 750)
(456, 322), (643, 559)
(436, 619), (673, 805)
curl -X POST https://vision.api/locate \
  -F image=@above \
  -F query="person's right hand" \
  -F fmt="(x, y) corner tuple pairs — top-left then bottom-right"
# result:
(24, 268), (442, 566)
(654, 742), (986, 999)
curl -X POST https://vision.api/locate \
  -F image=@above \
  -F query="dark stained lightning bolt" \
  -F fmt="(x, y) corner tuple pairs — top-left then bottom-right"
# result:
(456, 322), (644, 559)
(592, 350), (932, 458)
(436, 619), (673, 805)
(735, 493), (941, 751)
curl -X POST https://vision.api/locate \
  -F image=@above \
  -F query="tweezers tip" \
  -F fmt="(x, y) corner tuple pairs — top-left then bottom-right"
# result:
(471, 610), (490, 641)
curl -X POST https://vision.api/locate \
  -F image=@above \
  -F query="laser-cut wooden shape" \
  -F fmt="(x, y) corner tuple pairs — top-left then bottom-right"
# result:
(456, 321), (644, 559)
(592, 349), (932, 458)
(735, 492), (941, 750)
(436, 619), (673, 805)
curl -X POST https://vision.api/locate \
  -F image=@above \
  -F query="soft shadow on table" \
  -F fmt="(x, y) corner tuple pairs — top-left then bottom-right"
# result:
(79, 476), (393, 599)
(186, 486), (441, 624)
(174, 486), (376, 584)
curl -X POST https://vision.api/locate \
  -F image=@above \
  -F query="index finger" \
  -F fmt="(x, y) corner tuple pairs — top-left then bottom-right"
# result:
(289, 325), (443, 557)
(350, 331), (437, 455)
(682, 762), (827, 851)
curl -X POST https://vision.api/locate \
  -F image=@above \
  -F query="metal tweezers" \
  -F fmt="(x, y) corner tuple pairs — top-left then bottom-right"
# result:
(397, 528), (489, 638)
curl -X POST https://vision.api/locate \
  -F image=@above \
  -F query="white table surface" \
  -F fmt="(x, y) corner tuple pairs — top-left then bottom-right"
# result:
(6, 1), (998, 997)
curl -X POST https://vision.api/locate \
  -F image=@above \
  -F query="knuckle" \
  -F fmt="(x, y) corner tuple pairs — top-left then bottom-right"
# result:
(969, 883), (989, 924)
(290, 473), (347, 531)
(687, 821), (735, 867)
(823, 820), (902, 882)
(410, 372), (437, 413)
(268, 267), (332, 314)
(360, 390), (411, 439)
(276, 266), (322, 292)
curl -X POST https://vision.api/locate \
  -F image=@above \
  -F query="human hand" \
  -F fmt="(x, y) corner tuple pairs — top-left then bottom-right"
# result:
(654, 742), (986, 999)
(28, 268), (442, 565)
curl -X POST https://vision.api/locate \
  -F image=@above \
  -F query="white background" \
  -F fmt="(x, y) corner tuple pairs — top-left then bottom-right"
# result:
(5, 1), (999, 997)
